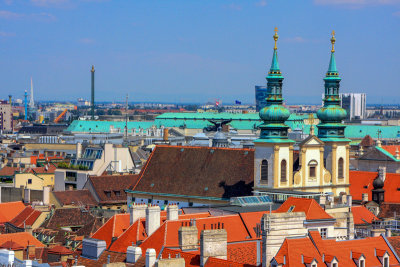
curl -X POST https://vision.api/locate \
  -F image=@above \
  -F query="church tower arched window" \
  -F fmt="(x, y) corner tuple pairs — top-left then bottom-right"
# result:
(261, 160), (268, 183)
(280, 160), (287, 182)
(338, 158), (344, 179)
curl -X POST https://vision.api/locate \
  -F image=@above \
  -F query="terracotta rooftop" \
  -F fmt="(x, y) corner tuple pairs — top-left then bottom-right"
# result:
(48, 245), (74, 255)
(53, 189), (98, 206)
(274, 230), (400, 266)
(0, 240), (24, 250)
(360, 135), (375, 147)
(130, 145), (254, 199)
(43, 207), (96, 229)
(351, 205), (378, 225)
(0, 201), (26, 224)
(0, 166), (18, 177)
(381, 145), (400, 157)
(87, 174), (139, 204)
(349, 170), (400, 203)
(8, 205), (42, 228)
(0, 232), (44, 248)
(273, 197), (333, 221)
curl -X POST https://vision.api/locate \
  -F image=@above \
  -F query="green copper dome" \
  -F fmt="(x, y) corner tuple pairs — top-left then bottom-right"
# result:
(317, 105), (347, 123)
(260, 104), (290, 122)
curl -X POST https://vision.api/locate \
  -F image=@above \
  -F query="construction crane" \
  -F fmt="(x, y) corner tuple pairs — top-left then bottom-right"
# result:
(54, 109), (68, 123)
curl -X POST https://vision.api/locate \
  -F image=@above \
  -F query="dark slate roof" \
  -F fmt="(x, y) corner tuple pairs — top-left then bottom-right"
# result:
(43, 208), (96, 228)
(88, 175), (139, 204)
(53, 190), (98, 207)
(358, 147), (394, 161)
(130, 145), (254, 199)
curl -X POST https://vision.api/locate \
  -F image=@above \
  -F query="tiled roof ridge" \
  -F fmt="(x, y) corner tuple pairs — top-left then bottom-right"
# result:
(22, 207), (39, 226)
(130, 145), (157, 190)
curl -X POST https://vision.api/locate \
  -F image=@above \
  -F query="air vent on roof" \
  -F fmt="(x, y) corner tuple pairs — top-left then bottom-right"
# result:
(397, 188), (400, 191)
(210, 149), (214, 154)
(363, 186), (368, 189)
(180, 148), (184, 152)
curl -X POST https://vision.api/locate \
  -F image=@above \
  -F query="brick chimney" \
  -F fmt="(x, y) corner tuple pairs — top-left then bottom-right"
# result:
(146, 205), (160, 236)
(200, 229), (227, 266)
(166, 204), (178, 221)
(130, 204), (147, 225)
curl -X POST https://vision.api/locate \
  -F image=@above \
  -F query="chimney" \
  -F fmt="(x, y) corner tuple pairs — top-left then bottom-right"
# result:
(378, 166), (386, 182)
(42, 186), (50, 205)
(179, 225), (198, 251)
(130, 204), (147, 225)
(24, 188), (31, 204)
(163, 128), (169, 141)
(146, 248), (156, 267)
(76, 142), (82, 159)
(146, 205), (161, 236)
(370, 228), (386, 237)
(166, 204), (178, 221)
(319, 195), (326, 206)
(25, 225), (33, 235)
(82, 238), (107, 260)
(126, 246), (142, 264)
(340, 194), (347, 205)
(200, 229), (227, 266)
(396, 148), (400, 160)
(362, 193), (369, 202)
(347, 195), (352, 208)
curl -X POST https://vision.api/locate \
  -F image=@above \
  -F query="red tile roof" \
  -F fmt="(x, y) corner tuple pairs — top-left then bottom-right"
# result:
(0, 232), (44, 248)
(8, 206), (42, 227)
(0, 201), (26, 224)
(349, 170), (400, 202)
(0, 166), (18, 177)
(351, 206), (378, 225)
(130, 145), (254, 199)
(274, 231), (400, 267)
(388, 236), (400, 257)
(52, 189), (97, 206)
(48, 245), (74, 255)
(381, 145), (400, 156)
(87, 174), (139, 204)
(0, 240), (24, 250)
(91, 213), (131, 248)
(360, 135), (375, 147)
(274, 197), (333, 220)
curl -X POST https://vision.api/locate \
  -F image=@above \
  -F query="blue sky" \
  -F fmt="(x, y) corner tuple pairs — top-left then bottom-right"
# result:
(0, 0), (399, 104)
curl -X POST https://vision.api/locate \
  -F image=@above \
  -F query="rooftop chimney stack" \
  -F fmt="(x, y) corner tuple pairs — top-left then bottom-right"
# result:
(166, 204), (178, 221)
(127, 246), (142, 264)
(146, 248), (156, 267)
(146, 205), (161, 236)
(378, 166), (386, 182)
(76, 142), (82, 159)
(396, 148), (400, 160)
(200, 229), (227, 267)
(179, 225), (198, 251)
(43, 186), (50, 205)
(130, 204), (147, 225)
(362, 193), (368, 202)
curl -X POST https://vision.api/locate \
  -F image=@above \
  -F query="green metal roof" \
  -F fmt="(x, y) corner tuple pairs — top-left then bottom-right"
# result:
(375, 146), (400, 162)
(67, 120), (155, 133)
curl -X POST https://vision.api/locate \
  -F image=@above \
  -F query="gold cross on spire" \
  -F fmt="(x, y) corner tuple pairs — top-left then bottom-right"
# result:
(273, 27), (279, 50)
(330, 30), (336, 53)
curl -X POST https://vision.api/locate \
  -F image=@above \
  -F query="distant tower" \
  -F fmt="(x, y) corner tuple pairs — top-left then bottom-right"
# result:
(29, 77), (34, 109)
(24, 90), (28, 120)
(91, 65), (95, 120)
(8, 95), (12, 106)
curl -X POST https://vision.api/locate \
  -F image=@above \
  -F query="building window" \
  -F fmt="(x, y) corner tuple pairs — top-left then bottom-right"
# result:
(280, 160), (287, 182)
(338, 158), (344, 179)
(384, 256), (389, 267)
(104, 191), (111, 198)
(114, 190), (121, 197)
(28, 179), (32, 184)
(332, 263), (337, 267)
(359, 259), (365, 267)
(261, 160), (268, 182)
(320, 228), (327, 238)
(308, 160), (318, 179)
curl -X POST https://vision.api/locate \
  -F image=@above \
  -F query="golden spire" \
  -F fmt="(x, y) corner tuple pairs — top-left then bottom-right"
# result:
(91, 65), (95, 72)
(273, 27), (279, 50)
(330, 30), (336, 53)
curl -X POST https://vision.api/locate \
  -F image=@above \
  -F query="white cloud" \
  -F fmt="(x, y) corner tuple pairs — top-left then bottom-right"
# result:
(0, 10), (23, 19)
(0, 10), (56, 21)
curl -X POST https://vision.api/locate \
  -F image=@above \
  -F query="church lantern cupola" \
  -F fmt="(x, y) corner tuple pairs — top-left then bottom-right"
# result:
(258, 28), (293, 143)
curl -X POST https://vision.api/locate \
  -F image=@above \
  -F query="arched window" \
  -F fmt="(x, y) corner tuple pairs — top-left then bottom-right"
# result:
(308, 160), (318, 179)
(338, 158), (344, 179)
(280, 160), (287, 182)
(261, 160), (268, 182)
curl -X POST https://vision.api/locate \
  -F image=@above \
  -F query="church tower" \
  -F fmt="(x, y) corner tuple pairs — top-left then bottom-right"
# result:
(254, 28), (295, 192)
(316, 31), (351, 195)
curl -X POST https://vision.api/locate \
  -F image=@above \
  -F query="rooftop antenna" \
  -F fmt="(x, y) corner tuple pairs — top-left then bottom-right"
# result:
(91, 65), (95, 120)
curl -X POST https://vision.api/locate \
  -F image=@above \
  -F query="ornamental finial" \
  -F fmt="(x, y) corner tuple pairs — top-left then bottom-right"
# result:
(273, 27), (279, 50)
(330, 30), (336, 53)
(91, 65), (95, 72)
